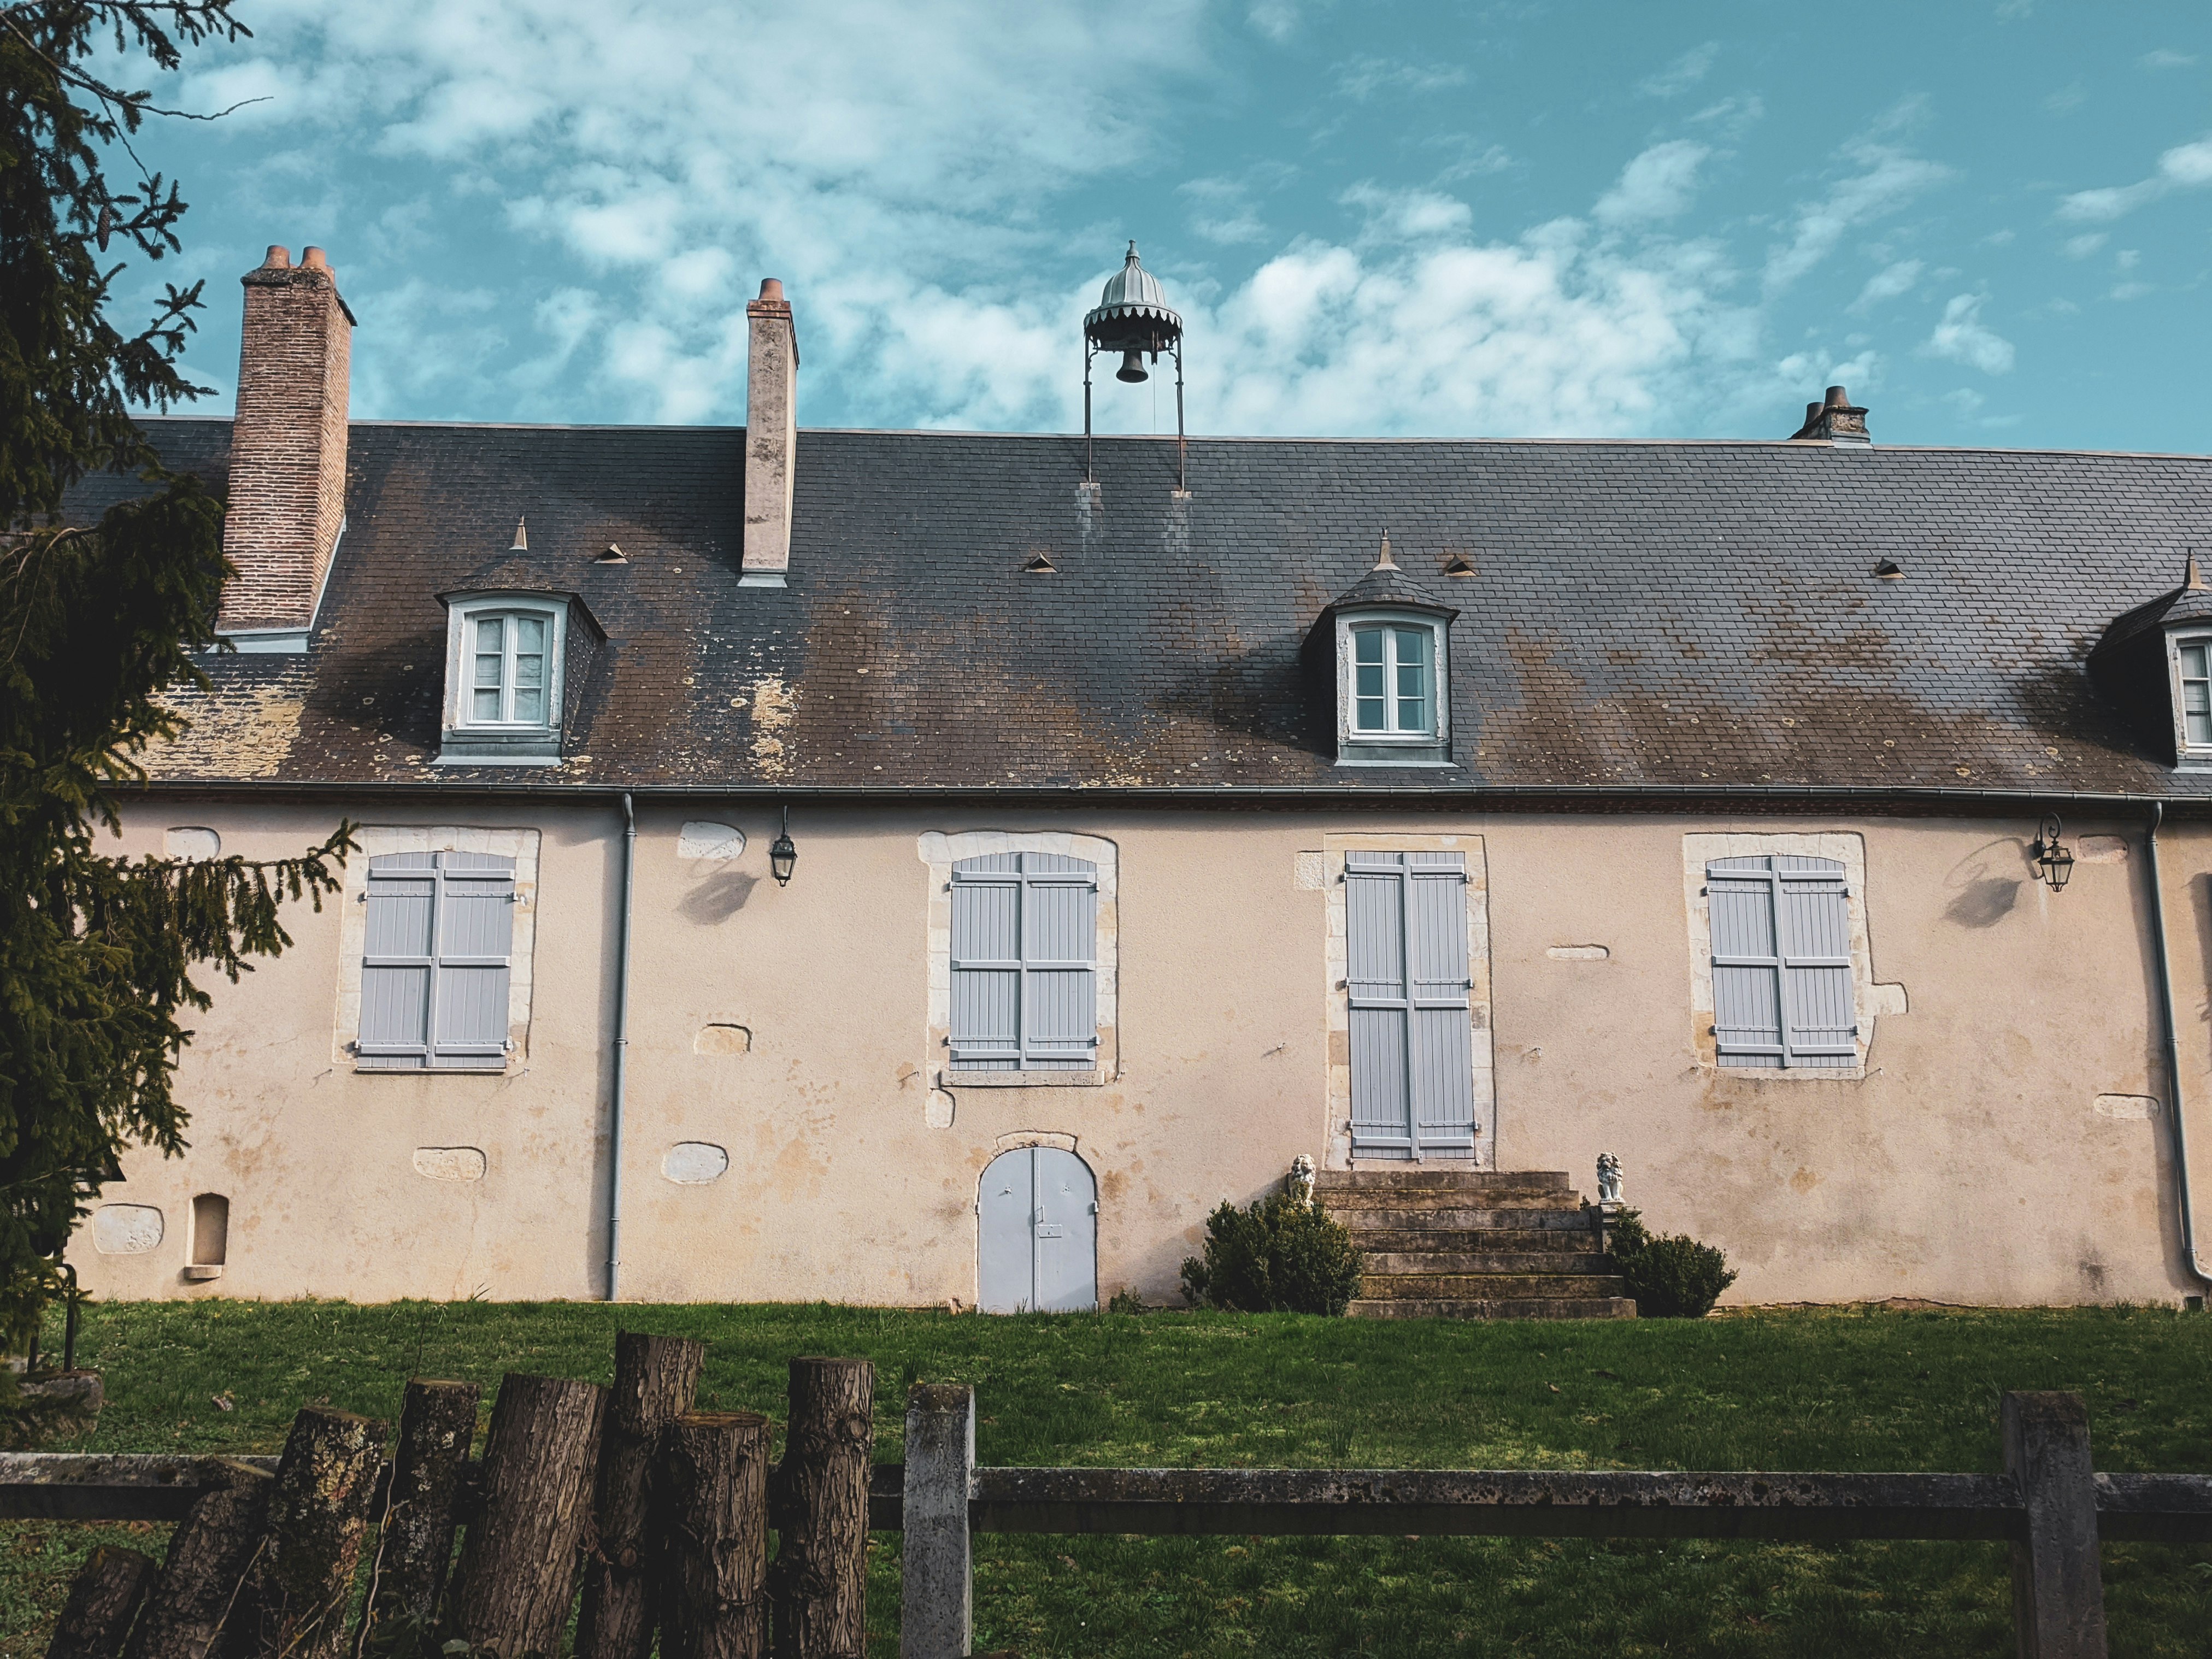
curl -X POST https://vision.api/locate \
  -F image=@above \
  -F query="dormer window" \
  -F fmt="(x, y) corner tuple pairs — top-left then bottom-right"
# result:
(1305, 536), (1457, 768)
(440, 593), (568, 765)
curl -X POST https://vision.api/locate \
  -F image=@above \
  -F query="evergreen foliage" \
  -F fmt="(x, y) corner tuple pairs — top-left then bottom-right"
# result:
(1, 2), (352, 1347)
(1180, 1194), (1364, 1316)
(1605, 1208), (1739, 1318)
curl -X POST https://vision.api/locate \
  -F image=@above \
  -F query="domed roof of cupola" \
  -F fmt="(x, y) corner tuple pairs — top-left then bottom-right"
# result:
(1084, 243), (1181, 350)
(1097, 242), (1172, 313)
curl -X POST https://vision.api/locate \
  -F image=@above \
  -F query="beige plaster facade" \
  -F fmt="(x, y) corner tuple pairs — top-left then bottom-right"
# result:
(67, 799), (2212, 1309)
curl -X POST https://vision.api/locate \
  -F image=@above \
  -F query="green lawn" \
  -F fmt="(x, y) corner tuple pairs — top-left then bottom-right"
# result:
(7, 1300), (2211, 1657)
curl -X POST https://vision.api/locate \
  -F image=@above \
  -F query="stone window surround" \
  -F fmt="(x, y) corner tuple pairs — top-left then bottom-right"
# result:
(1332, 607), (1454, 768)
(438, 592), (567, 766)
(917, 830), (1119, 1090)
(1320, 831), (1497, 1170)
(1681, 831), (1907, 1081)
(334, 825), (542, 1070)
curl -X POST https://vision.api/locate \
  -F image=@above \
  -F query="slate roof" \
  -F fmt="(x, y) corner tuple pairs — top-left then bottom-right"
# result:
(72, 416), (2212, 801)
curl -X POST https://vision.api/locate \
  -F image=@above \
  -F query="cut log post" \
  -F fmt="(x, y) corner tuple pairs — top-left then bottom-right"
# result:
(219, 1405), (387, 1659)
(576, 1334), (707, 1659)
(124, 1460), (275, 1659)
(900, 1385), (974, 1659)
(2002, 1391), (2109, 1659)
(657, 1411), (771, 1659)
(450, 1372), (609, 1659)
(44, 1544), (156, 1659)
(354, 1379), (480, 1657)
(769, 1357), (874, 1659)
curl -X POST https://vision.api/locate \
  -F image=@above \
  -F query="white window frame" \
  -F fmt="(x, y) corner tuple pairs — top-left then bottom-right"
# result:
(2167, 630), (2212, 763)
(440, 593), (567, 764)
(1333, 607), (1452, 766)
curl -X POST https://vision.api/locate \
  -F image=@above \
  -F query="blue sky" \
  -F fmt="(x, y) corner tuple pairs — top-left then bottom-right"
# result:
(119, 1), (2212, 449)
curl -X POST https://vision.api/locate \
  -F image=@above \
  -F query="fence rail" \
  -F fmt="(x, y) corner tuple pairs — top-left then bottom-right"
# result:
(7, 1375), (2211, 1658)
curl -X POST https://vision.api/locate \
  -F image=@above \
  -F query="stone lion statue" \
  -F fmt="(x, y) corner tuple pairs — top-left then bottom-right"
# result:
(1287, 1154), (1317, 1208)
(1596, 1151), (1623, 1205)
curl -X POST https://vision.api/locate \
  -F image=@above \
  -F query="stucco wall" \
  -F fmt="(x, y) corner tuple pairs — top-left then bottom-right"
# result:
(68, 802), (2212, 1308)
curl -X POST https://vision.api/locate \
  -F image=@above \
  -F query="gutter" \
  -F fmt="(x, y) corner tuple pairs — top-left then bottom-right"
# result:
(2140, 802), (2212, 1299)
(607, 792), (637, 1301)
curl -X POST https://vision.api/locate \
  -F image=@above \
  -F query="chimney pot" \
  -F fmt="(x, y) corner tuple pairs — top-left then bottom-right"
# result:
(263, 245), (291, 268)
(301, 245), (329, 271)
(1805, 402), (1822, 427)
(1825, 384), (1851, 408)
(758, 278), (785, 302)
(1789, 386), (1871, 445)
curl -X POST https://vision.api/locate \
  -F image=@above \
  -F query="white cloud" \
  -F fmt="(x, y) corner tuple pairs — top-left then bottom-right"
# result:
(1340, 184), (1474, 242)
(1764, 141), (1953, 293)
(1334, 56), (1467, 101)
(2057, 134), (2212, 220)
(1637, 43), (1718, 98)
(1922, 293), (2015, 374)
(2140, 48), (2198, 69)
(2062, 232), (2107, 258)
(2043, 83), (2085, 115)
(1593, 141), (1710, 226)
(1848, 259), (1921, 311)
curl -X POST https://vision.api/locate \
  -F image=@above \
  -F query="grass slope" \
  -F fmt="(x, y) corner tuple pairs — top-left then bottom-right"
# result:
(5, 1300), (2209, 1656)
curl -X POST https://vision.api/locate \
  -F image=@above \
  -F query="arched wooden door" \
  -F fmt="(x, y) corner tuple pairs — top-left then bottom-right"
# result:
(976, 1146), (1098, 1313)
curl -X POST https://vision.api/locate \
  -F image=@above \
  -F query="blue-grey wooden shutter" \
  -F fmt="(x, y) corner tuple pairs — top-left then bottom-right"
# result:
(358, 851), (514, 1070)
(1708, 855), (1855, 1069)
(1346, 851), (1475, 1159)
(359, 853), (438, 1070)
(949, 852), (1097, 1072)
(432, 852), (516, 1067)
(1406, 853), (1478, 1153)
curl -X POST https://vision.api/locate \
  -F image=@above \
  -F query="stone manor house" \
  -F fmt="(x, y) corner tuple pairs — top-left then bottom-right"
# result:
(64, 242), (2212, 1314)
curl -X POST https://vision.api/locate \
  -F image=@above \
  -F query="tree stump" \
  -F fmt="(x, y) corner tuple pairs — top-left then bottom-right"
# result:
(657, 1412), (770, 1659)
(219, 1405), (387, 1659)
(768, 1358), (874, 1659)
(576, 1334), (707, 1659)
(354, 1379), (480, 1657)
(450, 1372), (609, 1659)
(44, 1544), (155, 1659)
(124, 1460), (274, 1659)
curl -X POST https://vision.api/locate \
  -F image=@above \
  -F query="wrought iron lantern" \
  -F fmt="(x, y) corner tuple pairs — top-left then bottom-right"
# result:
(2031, 813), (2074, 892)
(1083, 242), (1186, 490)
(769, 805), (797, 887)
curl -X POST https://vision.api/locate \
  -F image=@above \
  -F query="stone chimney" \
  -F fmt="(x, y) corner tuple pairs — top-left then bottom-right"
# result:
(1789, 384), (1870, 445)
(216, 245), (355, 649)
(741, 278), (799, 587)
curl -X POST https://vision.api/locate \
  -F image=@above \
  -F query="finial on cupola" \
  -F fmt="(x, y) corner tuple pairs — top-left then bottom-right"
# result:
(510, 517), (528, 552)
(2187, 550), (2207, 592)
(1373, 530), (1398, 571)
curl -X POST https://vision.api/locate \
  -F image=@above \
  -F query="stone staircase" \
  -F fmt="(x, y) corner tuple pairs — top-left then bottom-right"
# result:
(1316, 1168), (1637, 1320)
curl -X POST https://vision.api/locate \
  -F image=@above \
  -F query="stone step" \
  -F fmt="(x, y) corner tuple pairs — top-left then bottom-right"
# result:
(1336, 1207), (1597, 1232)
(1316, 1169), (1571, 1192)
(1347, 1297), (1638, 1321)
(1322, 1189), (1587, 1214)
(1359, 1251), (1614, 1275)
(1349, 1227), (1602, 1254)
(1358, 1272), (1631, 1299)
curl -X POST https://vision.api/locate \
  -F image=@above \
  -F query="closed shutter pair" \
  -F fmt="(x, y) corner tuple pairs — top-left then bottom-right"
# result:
(948, 852), (1099, 1072)
(357, 851), (516, 1069)
(1708, 855), (1856, 1068)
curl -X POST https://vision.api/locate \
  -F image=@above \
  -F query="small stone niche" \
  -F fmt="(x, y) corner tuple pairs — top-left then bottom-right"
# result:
(186, 1193), (228, 1280)
(695, 1023), (752, 1055)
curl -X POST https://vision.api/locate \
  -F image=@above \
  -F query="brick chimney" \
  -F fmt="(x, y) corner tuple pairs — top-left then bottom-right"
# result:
(740, 278), (798, 587)
(216, 245), (355, 649)
(1789, 384), (1870, 445)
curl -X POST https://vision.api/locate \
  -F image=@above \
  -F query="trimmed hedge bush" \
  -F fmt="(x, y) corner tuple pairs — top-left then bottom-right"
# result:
(1607, 1208), (1738, 1318)
(1180, 1194), (1363, 1315)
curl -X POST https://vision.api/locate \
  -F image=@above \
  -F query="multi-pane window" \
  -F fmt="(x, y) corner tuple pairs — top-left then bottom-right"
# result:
(1351, 624), (1432, 734)
(468, 611), (551, 727)
(2178, 638), (2212, 749)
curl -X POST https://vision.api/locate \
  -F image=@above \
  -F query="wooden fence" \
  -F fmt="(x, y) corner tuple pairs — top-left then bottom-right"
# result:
(7, 1339), (2210, 1659)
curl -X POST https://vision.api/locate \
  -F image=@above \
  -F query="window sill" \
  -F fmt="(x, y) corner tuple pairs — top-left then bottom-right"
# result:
(182, 1264), (224, 1281)
(354, 1062), (511, 1075)
(941, 1069), (1109, 1089)
(1335, 752), (1456, 768)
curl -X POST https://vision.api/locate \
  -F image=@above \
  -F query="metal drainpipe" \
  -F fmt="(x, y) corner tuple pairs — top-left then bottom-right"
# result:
(2142, 801), (2212, 1299)
(607, 792), (637, 1301)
